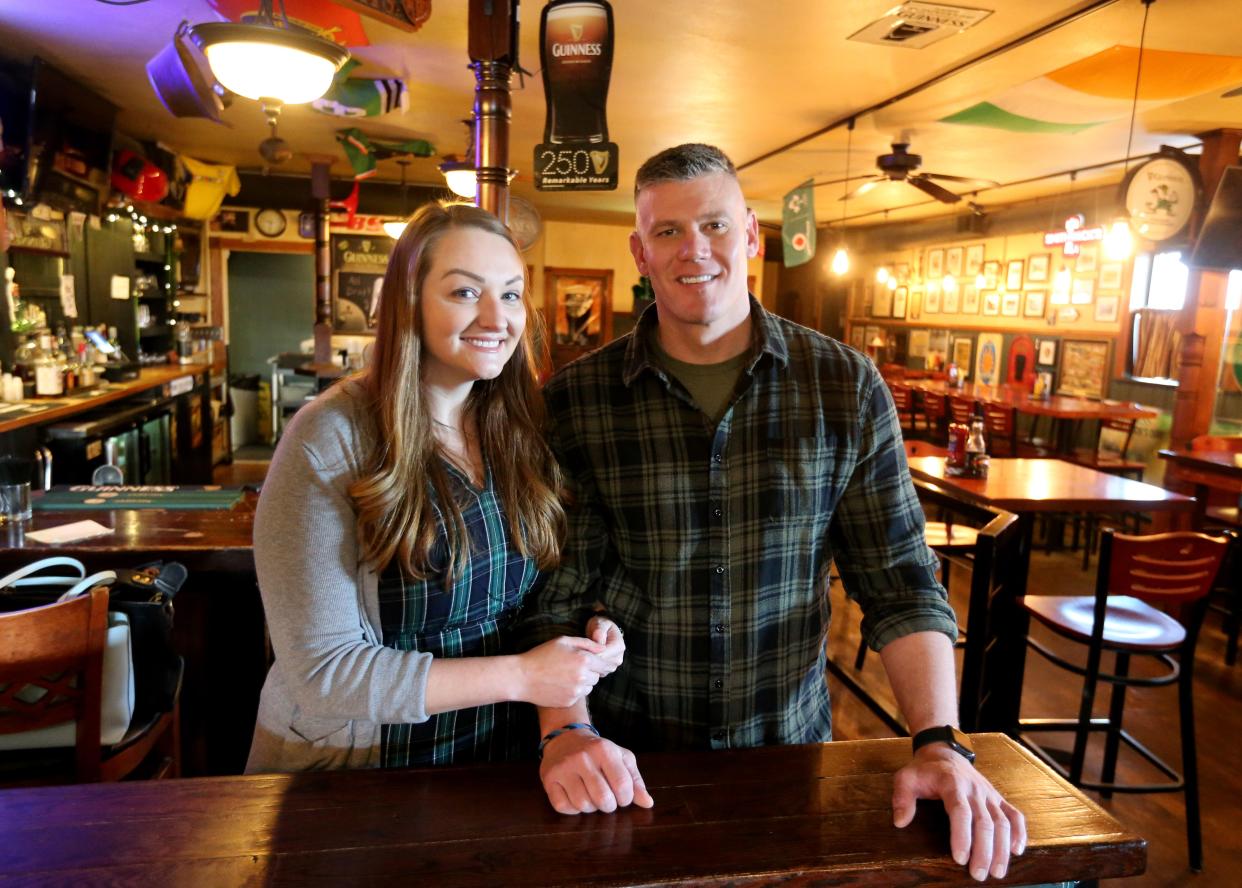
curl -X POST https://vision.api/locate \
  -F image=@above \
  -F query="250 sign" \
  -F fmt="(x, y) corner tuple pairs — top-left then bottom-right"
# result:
(533, 142), (618, 192)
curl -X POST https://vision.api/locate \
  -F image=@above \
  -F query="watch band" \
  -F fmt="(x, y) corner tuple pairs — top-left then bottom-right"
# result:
(911, 725), (976, 763)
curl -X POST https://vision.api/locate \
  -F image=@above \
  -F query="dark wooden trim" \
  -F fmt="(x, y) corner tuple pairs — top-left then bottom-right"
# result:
(211, 238), (314, 255)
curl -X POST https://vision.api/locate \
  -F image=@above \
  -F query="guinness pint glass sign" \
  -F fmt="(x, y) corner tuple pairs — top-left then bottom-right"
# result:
(535, 0), (619, 191)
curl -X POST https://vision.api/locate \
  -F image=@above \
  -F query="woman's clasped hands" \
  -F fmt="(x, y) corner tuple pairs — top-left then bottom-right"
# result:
(516, 616), (625, 708)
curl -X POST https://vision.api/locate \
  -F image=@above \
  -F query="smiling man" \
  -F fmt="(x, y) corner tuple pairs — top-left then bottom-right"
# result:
(526, 144), (1026, 883)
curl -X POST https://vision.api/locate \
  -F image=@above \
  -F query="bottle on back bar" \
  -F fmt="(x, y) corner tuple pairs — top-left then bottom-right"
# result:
(965, 408), (987, 478)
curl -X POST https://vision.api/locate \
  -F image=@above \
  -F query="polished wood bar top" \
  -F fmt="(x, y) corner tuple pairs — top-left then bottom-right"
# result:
(904, 379), (1157, 421)
(0, 734), (1144, 887)
(908, 457), (1194, 513)
(0, 364), (214, 435)
(0, 491), (256, 572)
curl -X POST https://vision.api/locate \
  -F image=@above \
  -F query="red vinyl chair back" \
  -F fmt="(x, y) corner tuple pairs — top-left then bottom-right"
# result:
(1105, 531), (1228, 609)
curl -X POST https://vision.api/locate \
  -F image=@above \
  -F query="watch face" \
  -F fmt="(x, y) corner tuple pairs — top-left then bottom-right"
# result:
(255, 208), (287, 238)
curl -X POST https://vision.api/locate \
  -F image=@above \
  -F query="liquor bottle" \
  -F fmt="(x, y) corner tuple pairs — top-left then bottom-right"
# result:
(33, 332), (65, 397)
(540, 0), (614, 144)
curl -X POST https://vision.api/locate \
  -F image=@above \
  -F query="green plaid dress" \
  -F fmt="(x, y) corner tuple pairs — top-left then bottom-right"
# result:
(378, 463), (540, 767)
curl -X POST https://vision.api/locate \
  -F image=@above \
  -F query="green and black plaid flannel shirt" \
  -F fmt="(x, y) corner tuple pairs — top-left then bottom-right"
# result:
(526, 298), (956, 752)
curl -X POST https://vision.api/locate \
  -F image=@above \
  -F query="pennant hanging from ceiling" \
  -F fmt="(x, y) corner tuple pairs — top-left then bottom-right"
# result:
(941, 46), (1242, 134)
(313, 60), (408, 117)
(336, 128), (434, 180)
(781, 180), (816, 268)
(208, 0), (370, 45)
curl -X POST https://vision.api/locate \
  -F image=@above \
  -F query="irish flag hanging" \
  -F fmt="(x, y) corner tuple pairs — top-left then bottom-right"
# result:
(942, 46), (1242, 134)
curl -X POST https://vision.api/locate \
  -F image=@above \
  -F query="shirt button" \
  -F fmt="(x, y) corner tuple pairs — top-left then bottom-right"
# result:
(713, 507), (722, 518)
(712, 731), (725, 742)
(714, 623), (726, 633)
(713, 679), (723, 689)
(715, 565), (725, 574)
(712, 453), (722, 463)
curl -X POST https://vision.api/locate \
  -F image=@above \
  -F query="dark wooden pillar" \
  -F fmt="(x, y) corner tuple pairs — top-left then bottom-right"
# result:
(468, 0), (517, 221)
(309, 159), (334, 363)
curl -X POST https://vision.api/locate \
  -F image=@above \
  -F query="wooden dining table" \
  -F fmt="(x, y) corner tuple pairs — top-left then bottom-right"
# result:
(905, 457), (1195, 733)
(0, 734), (1145, 886)
(0, 492), (261, 776)
(1158, 448), (1242, 529)
(904, 380), (1157, 453)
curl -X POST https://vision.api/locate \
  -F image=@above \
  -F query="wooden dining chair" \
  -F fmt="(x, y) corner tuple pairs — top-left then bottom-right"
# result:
(1187, 435), (1242, 529)
(948, 395), (976, 427)
(889, 384), (916, 435)
(920, 393), (948, 443)
(1017, 530), (1231, 872)
(1071, 417), (1145, 480)
(0, 589), (182, 785)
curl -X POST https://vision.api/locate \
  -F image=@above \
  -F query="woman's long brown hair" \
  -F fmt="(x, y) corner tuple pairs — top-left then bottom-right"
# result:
(350, 202), (563, 579)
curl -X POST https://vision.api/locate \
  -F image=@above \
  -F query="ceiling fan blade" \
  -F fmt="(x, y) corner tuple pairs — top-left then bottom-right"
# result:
(923, 172), (1000, 187)
(1223, 84), (1242, 97)
(839, 176), (886, 200)
(908, 176), (962, 204)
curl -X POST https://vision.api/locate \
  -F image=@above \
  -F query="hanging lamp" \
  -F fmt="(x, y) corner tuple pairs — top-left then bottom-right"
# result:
(383, 159), (413, 240)
(831, 118), (854, 277)
(1107, 0), (1156, 261)
(190, 0), (349, 106)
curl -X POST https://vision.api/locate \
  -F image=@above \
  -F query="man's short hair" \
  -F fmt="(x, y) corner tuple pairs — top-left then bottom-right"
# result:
(634, 143), (737, 197)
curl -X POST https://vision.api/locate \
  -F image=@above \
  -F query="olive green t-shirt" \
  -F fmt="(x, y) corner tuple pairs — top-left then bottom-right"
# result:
(651, 339), (750, 426)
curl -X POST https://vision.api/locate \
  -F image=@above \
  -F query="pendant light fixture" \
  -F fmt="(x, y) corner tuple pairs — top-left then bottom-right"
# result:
(439, 120), (478, 200)
(1106, 0), (1156, 261)
(383, 159), (413, 240)
(190, 0), (349, 106)
(831, 118), (854, 277)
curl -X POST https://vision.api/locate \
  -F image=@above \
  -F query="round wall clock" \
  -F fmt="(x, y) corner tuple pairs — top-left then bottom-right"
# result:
(1122, 152), (1200, 242)
(507, 196), (543, 252)
(255, 207), (287, 238)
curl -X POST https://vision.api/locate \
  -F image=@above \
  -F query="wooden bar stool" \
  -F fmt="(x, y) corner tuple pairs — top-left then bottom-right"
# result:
(1017, 529), (1231, 872)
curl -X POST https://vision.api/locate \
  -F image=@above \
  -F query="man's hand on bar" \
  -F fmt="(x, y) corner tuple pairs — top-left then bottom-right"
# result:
(892, 745), (1027, 881)
(539, 728), (654, 815)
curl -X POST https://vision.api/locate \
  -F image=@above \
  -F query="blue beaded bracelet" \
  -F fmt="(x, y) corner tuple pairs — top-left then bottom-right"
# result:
(538, 722), (599, 759)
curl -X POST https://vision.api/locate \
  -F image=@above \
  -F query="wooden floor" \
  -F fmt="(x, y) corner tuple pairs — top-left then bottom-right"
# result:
(828, 545), (1242, 887)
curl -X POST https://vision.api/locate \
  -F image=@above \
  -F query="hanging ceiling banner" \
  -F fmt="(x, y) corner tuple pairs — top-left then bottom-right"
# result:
(534, 0), (618, 191)
(781, 180), (816, 268)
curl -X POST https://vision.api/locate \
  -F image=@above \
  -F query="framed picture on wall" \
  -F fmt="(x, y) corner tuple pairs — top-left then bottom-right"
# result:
(1057, 339), (1110, 397)
(982, 291), (1000, 316)
(1006, 259), (1025, 290)
(1076, 242), (1100, 275)
(927, 248), (944, 278)
(1099, 262), (1124, 290)
(1001, 291), (1021, 316)
(1094, 293), (1119, 322)
(1072, 277), (1095, 305)
(873, 283), (893, 317)
(332, 233), (394, 333)
(946, 246), (964, 277)
(962, 285), (980, 314)
(895, 262), (910, 282)
(975, 332), (1004, 386)
(1037, 338), (1057, 367)
(1024, 290), (1046, 318)
(891, 286), (908, 319)
(942, 285), (960, 314)
(909, 288), (923, 320)
(1027, 252), (1051, 283)
(924, 285), (942, 314)
(965, 244), (985, 277)
(983, 260), (1000, 290)
(952, 337), (973, 374)
(545, 267), (614, 363)
(849, 326), (866, 351)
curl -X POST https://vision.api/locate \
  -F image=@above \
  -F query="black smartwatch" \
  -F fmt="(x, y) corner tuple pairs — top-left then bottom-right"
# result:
(911, 725), (976, 763)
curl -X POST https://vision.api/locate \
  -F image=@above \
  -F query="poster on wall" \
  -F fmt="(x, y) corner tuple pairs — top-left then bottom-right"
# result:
(975, 332), (1004, 386)
(1058, 340), (1110, 397)
(332, 233), (394, 332)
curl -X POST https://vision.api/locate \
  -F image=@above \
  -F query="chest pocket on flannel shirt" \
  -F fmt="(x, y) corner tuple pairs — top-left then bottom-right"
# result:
(760, 431), (836, 524)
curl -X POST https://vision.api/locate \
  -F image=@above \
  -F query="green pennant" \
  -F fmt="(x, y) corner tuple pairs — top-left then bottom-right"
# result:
(782, 179), (816, 268)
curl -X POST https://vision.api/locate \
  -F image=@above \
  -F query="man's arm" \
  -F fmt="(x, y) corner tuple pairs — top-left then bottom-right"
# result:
(880, 632), (1026, 882)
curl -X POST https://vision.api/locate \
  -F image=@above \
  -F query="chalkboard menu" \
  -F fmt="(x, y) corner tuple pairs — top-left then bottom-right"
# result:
(331, 234), (393, 333)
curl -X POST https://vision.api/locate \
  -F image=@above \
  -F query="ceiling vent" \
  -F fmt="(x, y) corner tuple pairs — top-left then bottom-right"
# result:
(848, 3), (992, 49)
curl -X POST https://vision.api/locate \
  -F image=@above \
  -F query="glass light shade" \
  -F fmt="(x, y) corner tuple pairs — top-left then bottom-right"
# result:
(942, 274), (957, 293)
(831, 247), (850, 276)
(975, 272), (987, 290)
(193, 22), (349, 104)
(887, 276), (898, 291)
(442, 166), (477, 200)
(875, 267), (889, 284)
(382, 220), (408, 240)
(1103, 217), (1134, 261)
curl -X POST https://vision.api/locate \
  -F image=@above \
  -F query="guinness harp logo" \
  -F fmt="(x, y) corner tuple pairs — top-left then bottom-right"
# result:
(570, 23), (584, 40)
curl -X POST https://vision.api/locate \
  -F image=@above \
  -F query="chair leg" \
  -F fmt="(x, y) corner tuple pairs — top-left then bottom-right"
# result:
(854, 635), (868, 670)
(1070, 657), (1102, 785)
(1179, 649), (1203, 871)
(1099, 652), (1130, 799)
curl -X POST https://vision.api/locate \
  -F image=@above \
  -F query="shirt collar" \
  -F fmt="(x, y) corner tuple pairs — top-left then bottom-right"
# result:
(621, 295), (790, 386)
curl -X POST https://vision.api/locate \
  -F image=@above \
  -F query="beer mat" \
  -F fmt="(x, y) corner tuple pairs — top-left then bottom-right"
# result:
(35, 486), (244, 511)
(27, 520), (114, 544)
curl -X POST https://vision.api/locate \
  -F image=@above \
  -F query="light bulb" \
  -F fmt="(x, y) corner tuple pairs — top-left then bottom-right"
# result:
(443, 168), (478, 200)
(975, 273), (986, 290)
(204, 41), (340, 104)
(876, 267), (889, 284)
(1103, 218), (1134, 261)
(831, 247), (850, 276)
(382, 220), (408, 239)
(887, 276), (898, 291)
(943, 274), (957, 294)
(1051, 267), (1072, 305)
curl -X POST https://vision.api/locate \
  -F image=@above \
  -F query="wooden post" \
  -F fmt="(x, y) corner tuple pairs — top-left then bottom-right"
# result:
(468, 0), (516, 222)
(309, 160), (334, 364)
(1167, 129), (1241, 451)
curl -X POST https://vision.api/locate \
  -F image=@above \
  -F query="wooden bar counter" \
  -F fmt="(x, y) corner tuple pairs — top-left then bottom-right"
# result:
(0, 734), (1144, 886)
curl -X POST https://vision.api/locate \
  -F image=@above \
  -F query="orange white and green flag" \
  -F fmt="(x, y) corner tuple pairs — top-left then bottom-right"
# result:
(942, 46), (1242, 134)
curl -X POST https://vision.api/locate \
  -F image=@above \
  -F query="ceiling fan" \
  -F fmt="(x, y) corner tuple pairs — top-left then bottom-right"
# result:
(841, 141), (996, 204)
